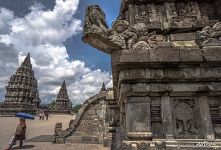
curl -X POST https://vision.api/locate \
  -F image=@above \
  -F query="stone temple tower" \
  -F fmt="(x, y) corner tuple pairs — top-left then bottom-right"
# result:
(82, 0), (221, 149)
(0, 53), (41, 115)
(53, 80), (72, 114)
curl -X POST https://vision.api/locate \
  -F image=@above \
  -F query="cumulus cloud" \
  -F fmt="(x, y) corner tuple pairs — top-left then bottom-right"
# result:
(0, 0), (112, 105)
(0, 8), (14, 34)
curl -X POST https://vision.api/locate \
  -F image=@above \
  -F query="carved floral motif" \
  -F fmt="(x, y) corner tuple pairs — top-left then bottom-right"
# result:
(174, 99), (198, 138)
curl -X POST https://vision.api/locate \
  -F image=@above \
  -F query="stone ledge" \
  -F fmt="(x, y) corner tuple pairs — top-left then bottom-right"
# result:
(112, 45), (221, 63)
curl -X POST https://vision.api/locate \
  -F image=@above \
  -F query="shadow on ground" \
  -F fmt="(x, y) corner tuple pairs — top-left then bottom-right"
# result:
(12, 145), (35, 149)
(26, 135), (54, 142)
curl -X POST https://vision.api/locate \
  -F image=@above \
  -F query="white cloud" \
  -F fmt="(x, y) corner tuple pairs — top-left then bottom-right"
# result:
(0, 0), (112, 105)
(0, 8), (14, 34)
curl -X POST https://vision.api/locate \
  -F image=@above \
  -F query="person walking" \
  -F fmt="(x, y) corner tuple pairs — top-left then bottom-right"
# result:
(42, 111), (45, 120)
(45, 110), (49, 120)
(5, 118), (26, 150)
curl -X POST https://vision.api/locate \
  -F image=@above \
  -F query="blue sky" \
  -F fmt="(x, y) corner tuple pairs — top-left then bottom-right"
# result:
(0, 0), (120, 104)
(0, 0), (121, 71)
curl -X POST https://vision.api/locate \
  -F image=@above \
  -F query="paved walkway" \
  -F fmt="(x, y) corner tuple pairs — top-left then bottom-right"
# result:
(0, 115), (109, 150)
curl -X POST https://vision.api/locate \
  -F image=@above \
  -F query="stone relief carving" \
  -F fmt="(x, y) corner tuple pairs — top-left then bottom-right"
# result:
(150, 84), (172, 92)
(196, 22), (221, 48)
(83, 2), (218, 52)
(117, 0), (216, 32)
(167, 2), (199, 29)
(137, 142), (150, 150)
(131, 83), (149, 92)
(110, 21), (157, 50)
(73, 103), (104, 137)
(121, 141), (131, 150)
(174, 99), (198, 138)
(54, 123), (65, 144)
(121, 141), (166, 150)
(119, 68), (221, 83)
(83, 5), (158, 52)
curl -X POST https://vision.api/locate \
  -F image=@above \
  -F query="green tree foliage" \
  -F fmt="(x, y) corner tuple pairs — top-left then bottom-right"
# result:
(72, 104), (81, 113)
(49, 100), (56, 109)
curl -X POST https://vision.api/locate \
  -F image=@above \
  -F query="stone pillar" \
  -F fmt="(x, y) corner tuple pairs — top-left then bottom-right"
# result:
(161, 96), (174, 139)
(198, 96), (215, 140)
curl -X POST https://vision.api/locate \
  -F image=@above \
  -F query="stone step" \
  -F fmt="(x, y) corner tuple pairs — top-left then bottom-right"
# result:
(66, 136), (102, 144)
(154, 139), (221, 149)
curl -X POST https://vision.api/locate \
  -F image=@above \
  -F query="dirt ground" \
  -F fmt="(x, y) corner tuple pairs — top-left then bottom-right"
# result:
(0, 115), (109, 150)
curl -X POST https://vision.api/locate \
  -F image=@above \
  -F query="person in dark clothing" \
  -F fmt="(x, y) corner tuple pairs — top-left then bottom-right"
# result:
(5, 118), (26, 150)
(45, 110), (49, 120)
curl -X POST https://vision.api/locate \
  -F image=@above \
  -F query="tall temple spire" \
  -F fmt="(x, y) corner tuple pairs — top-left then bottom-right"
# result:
(0, 53), (40, 115)
(21, 53), (31, 67)
(53, 80), (72, 114)
(56, 80), (69, 100)
(100, 82), (107, 92)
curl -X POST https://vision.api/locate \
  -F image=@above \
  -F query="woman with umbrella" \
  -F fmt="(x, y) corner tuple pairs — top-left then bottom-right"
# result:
(5, 112), (34, 150)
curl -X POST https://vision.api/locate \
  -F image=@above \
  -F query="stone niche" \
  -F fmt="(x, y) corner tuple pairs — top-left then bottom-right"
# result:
(126, 97), (152, 138)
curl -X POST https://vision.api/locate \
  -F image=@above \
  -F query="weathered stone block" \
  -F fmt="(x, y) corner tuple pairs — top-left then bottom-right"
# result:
(170, 33), (196, 41)
(179, 48), (203, 62)
(126, 97), (151, 133)
(112, 50), (150, 63)
(150, 46), (180, 62)
(203, 47), (221, 61)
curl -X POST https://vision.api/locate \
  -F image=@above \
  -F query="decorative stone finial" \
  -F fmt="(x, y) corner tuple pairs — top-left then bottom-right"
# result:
(100, 82), (107, 92)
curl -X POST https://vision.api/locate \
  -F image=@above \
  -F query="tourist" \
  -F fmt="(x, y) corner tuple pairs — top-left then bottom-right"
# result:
(5, 118), (26, 150)
(39, 111), (43, 120)
(45, 110), (49, 120)
(37, 110), (41, 120)
(42, 111), (45, 120)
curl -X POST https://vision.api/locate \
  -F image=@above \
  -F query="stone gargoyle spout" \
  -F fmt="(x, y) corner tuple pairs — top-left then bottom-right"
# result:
(82, 5), (158, 54)
(82, 5), (123, 54)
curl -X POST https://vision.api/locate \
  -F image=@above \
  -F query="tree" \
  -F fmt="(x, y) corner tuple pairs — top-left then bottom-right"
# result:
(49, 100), (56, 109)
(72, 104), (81, 113)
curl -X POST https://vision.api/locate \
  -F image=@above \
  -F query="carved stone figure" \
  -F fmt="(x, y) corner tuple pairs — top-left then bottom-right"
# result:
(83, 5), (108, 34)
(196, 22), (221, 48)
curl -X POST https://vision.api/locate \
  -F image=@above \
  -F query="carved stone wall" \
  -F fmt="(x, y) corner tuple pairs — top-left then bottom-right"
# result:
(82, 0), (221, 149)
(72, 101), (104, 137)
(54, 88), (119, 147)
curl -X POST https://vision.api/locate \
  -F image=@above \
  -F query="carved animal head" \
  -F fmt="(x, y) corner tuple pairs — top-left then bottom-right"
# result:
(86, 5), (108, 29)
